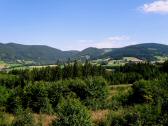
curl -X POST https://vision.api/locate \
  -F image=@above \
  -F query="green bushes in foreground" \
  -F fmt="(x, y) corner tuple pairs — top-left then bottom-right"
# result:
(12, 108), (35, 126)
(101, 79), (168, 126)
(4, 76), (109, 114)
(51, 98), (93, 126)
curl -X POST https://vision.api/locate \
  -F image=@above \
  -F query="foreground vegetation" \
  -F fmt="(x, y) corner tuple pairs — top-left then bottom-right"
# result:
(0, 60), (168, 125)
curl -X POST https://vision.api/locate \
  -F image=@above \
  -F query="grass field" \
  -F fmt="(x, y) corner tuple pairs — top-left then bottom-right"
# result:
(155, 56), (168, 63)
(92, 57), (145, 67)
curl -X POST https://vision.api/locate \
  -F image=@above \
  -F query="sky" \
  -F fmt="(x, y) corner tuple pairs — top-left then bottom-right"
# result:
(0, 0), (168, 50)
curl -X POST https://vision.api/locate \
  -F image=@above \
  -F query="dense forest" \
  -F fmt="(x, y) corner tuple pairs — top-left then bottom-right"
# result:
(0, 60), (168, 125)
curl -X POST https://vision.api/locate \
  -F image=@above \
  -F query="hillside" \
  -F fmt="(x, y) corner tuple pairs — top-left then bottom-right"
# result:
(0, 43), (79, 64)
(0, 43), (168, 64)
(102, 43), (168, 61)
(74, 47), (113, 60)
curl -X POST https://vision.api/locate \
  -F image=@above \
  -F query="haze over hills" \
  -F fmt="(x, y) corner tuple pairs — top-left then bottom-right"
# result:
(0, 42), (168, 64)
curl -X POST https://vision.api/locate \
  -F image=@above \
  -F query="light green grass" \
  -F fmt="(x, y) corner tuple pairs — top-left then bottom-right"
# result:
(155, 56), (168, 63)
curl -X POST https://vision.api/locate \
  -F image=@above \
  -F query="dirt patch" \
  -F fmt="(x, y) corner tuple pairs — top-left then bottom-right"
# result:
(34, 114), (57, 126)
(91, 109), (109, 124)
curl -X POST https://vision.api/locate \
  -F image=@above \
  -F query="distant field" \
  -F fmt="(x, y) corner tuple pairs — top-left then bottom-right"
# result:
(0, 61), (8, 69)
(1, 56), (168, 71)
(155, 56), (168, 63)
(92, 57), (146, 67)
(6, 64), (58, 71)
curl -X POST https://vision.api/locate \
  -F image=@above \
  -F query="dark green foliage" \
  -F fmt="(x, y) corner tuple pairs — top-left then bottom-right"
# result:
(84, 77), (109, 100)
(51, 98), (92, 126)
(120, 63), (160, 80)
(10, 61), (105, 82)
(160, 60), (168, 73)
(130, 79), (168, 104)
(103, 63), (161, 85)
(0, 43), (79, 64)
(68, 79), (88, 100)
(0, 86), (11, 108)
(75, 47), (112, 60)
(110, 87), (133, 108)
(105, 72), (143, 85)
(2, 59), (168, 125)
(84, 77), (109, 109)
(2, 43), (168, 64)
(68, 77), (109, 109)
(48, 81), (70, 111)
(103, 43), (168, 61)
(6, 91), (22, 113)
(0, 73), (24, 88)
(22, 82), (53, 113)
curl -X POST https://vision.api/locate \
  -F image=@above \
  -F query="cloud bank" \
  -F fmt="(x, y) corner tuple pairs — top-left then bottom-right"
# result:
(141, 0), (168, 14)
(64, 35), (133, 51)
(95, 36), (130, 48)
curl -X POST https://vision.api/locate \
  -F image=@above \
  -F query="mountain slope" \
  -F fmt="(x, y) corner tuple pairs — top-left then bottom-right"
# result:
(74, 47), (114, 60)
(102, 43), (168, 60)
(0, 43), (168, 64)
(0, 43), (79, 64)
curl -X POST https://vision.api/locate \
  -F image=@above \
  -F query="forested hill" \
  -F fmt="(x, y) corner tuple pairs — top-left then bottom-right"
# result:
(0, 43), (79, 64)
(0, 42), (168, 64)
(101, 43), (168, 60)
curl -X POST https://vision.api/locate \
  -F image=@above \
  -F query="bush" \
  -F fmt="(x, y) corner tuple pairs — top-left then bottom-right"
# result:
(102, 104), (162, 126)
(6, 92), (22, 113)
(51, 98), (93, 126)
(110, 86), (133, 108)
(84, 77), (109, 109)
(68, 79), (88, 100)
(22, 82), (52, 113)
(0, 73), (24, 88)
(131, 80), (154, 103)
(48, 80), (70, 111)
(12, 108), (35, 126)
(0, 86), (11, 108)
(48, 77), (109, 110)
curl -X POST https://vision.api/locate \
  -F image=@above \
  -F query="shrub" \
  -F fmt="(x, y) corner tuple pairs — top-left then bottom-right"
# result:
(40, 97), (54, 114)
(102, 104), (161, 126)
(84, 77), (109, 109)
(131, 80), (154, 103)
(12, 108), (35, 126)
(6, 91), (22, 113)
(48, 80), (70, 111)
(110, 86), (133, 108)
(51, 98), (93, 126)
(68, 79), (88, 100)
(0, 86), (11, 108)
(0, 73), (24, 89)
(22, 82), (51, 113)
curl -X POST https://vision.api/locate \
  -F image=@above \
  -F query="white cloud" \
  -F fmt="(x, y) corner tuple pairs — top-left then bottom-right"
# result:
(141, 0), (168, 14)
(95, 36), (130, 48)
(63, 35), (133, 51)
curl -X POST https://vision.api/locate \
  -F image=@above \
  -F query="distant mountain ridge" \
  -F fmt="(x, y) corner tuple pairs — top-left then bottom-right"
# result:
(0, 43), (168, 64)
(0, 43), (79, 64)
(102, 43), (168, 61)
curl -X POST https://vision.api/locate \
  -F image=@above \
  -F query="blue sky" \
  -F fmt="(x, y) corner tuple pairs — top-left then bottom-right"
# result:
(0, 0), (168, 50)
